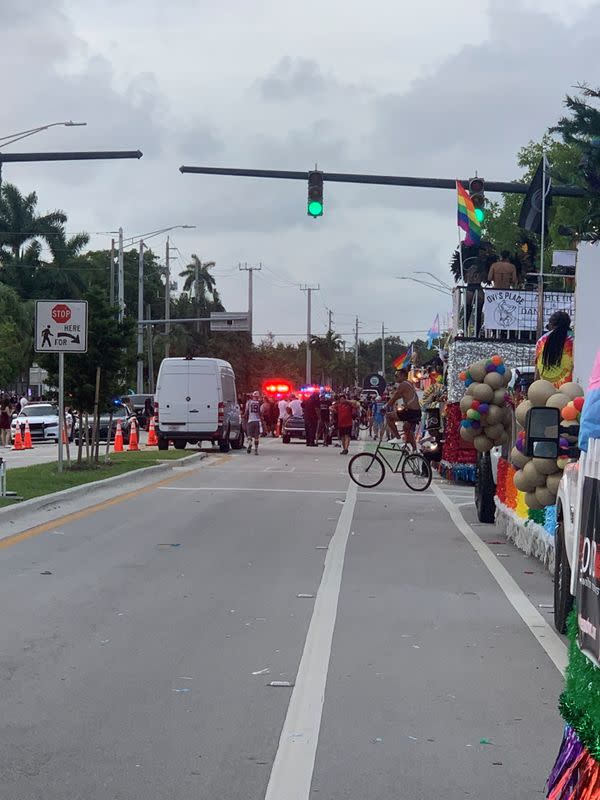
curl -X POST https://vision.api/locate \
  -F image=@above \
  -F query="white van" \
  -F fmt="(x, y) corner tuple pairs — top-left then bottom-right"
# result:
(154, 357), (244, 452)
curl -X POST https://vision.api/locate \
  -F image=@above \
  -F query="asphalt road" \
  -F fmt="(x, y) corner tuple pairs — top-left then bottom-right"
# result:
(0, 437), (565, 799)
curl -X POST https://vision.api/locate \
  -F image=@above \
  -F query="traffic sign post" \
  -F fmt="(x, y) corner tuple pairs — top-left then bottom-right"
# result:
(35, 301), (88, 472)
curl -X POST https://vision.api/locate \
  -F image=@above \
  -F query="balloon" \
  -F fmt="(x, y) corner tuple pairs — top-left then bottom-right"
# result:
(515, 400), (532, 427)
(546, 473), (562, 494)
(573, 396), (585, 412)
(473, 435), (494, 452)
(459, 371), (467, 381)
(502, 368), (513, 386)
(472, 383), (494, 403)
(460, 419), (471, 428)
(546, 393), (570, 411)
(561, 404), (578, 421)
(460, 396), (472, 415)
(471, 399), (481, 410)
(528, 379), (556, 406)
(525, 492), (545, 511)
(493, 389), (509, 406)
(523, 460), (548, 488)
(486, 363), (496, 373)
(465, 378), (473, 387)
(466, 409), (480, 420)
(557, 455), (570, 470)
(514, 469), (537, 493)
(496, 364), (506, 375)
(516, 436), (525, 453)
(491, 355), (503, 366)
(532, 457), (560, 475)
(469, 361), (488, 382)
(559, 382), (584, 400)
(484, 423), (504, 441)
(460, 425), (477, 442)
(478, 402), (490, 415)
(485, 405), (503, 425)
(559, 436), (569, 449)
(471, 420), (482, 429)
(484, 372), (504, 390)
(510, 447), (531, 469)
(535, 485), (557, 507)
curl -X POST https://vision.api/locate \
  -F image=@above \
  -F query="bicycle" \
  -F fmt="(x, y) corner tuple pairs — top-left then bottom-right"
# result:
(348, 430), (432, 491)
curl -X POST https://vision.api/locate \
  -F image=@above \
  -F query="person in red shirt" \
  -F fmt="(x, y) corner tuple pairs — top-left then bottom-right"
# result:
(333, 393), (358, 455)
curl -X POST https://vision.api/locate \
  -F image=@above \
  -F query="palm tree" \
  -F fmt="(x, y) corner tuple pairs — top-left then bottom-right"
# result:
(310, 330), (343, 383)
(179, 254), (217, 304)
(0, 183), (68, 262)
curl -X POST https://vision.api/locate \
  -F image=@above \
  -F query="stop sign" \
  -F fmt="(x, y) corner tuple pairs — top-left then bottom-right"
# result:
(52, 303), (71, 324)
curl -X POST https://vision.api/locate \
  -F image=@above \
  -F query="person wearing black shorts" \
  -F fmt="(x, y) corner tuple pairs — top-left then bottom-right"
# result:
(385, 368), (422, 449)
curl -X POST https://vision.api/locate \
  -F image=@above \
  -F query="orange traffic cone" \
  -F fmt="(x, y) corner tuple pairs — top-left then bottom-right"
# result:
(12, 426), (24, 451)
(23, 421), (34, 449)
(128, 418), (139, 452)
(114, 420), (124, 453)
(62, 425), (68, 445)
(147, 416), (158, 446)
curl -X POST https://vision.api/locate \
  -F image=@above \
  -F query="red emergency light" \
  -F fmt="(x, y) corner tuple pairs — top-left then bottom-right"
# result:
(262, 380), (293, 397)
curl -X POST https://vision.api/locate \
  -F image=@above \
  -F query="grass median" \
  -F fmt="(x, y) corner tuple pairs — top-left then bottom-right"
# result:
(0, 449), (195, 507)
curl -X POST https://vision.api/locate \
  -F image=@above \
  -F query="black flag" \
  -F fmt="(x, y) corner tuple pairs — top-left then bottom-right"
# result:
(518, 156), (552, 235)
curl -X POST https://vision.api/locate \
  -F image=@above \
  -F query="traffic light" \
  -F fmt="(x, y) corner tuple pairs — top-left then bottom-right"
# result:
(307, 170), (324, 217)
(469, 177), (485, 224)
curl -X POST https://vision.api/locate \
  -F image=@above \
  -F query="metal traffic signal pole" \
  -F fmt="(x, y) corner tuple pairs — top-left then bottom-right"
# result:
(179, 164), (585, 198)
(0, 149), (142, 188)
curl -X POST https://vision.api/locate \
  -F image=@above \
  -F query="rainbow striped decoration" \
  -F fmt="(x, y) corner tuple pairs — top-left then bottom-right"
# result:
(456, 180), (481, 245)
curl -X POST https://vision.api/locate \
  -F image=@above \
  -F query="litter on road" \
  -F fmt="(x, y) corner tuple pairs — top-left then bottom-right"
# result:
(268, 681), (294, 687)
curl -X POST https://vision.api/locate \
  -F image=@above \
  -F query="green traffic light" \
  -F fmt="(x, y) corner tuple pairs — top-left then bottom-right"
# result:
(308, 200), (323, 217)
(474, 207), (485, 223)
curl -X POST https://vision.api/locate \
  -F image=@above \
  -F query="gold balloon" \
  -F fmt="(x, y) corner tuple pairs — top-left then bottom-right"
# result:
(535, 485), (557, 507)
(523, 460), (548, 488)
(558, 382), (585, 400)
(546, 473), (562, 494)
(525, 491), (545, 510)
(515, 400), (532, 427)
(532, 457), (560, 476)
(493, 388), (509, 407)
(472, 383), (495, 403)
(460, 396), (473, 415)
(510, 447), (531, 469)
(546, 393), (570, 411)
(483, 372), (504, 390)
(484, 423), (505, 441)
(514, 469), (537, 493)
(460, 425), (477, 442)
(502, 368), (513, 386)
(469, 360), (488, 382)
(528, 379), (556, 406)
(473, 434), (494, 452)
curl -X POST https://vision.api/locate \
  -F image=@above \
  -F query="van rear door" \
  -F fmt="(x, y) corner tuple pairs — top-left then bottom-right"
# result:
(157, 362), (189, 429)
(188, 362), (219, 433)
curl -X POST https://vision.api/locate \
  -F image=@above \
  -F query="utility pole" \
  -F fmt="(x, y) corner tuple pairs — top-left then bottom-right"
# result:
(381, 322), (385, 377)
(109, 238), (115, 307)
(239, 262), (262, 339)
(136, 241), (145, 394)
(300, 284), (320, 385)
(165, 236), (171, 358)
(146, 303), (155, 393)
(354, 316), (360, 388)
(117, 227), (124, 322)
(327, 307), (333, 334)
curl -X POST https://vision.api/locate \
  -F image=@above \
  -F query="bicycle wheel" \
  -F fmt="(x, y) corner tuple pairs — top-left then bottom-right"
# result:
(348, 452), (385, 488)
(401, 453), (432, 491)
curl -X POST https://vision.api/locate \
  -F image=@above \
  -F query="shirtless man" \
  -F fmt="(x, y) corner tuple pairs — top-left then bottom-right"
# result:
(385, 368), (422, 449)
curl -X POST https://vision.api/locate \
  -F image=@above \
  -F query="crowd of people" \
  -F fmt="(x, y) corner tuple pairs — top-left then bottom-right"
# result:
(0, 393), (31, 448)
(238, 367), (440, 456)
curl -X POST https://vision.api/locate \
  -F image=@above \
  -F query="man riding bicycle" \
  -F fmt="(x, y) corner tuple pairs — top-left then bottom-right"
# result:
(385, 368), (421, 450)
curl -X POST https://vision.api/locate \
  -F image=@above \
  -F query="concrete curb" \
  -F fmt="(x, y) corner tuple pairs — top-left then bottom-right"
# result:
(0, 451), (207, 526)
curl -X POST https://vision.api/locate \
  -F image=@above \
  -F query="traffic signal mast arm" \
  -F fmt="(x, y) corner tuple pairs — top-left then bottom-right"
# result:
(179, 165), (585, 197)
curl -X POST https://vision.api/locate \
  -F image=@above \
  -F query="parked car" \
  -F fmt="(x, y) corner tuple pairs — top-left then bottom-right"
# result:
(73, 404), (135, 445)
(11, 403), (73, 443)
(154, 357), (244, 452)
(121, 394), (154, 430)
(282, 415), (305, 443)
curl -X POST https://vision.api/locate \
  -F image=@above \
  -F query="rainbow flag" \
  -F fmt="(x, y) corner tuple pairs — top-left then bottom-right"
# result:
(456, 180), (481, 245)
(426, 314), (440, 349)
(392, 344), (412, 370)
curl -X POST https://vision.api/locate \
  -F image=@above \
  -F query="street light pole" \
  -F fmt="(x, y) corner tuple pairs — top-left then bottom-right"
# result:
(118, 227), (124, 322)
(165, 236), (171, 358)
(0, 120), (86, 148)
(137, 241), (145, 393)
(300, 284), (319, 385)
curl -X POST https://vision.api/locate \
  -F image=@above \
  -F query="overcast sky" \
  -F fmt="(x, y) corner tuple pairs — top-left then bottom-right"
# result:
(2, 0), (598, 346)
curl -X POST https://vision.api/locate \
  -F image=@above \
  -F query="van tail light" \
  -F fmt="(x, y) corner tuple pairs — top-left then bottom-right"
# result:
(154, 401), (159, 423)
(218, 402), (225, 423)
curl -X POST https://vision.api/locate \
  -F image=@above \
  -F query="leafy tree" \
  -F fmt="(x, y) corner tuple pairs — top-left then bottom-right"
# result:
(0, 284), (34, 388)
(179, 255), (217, 302)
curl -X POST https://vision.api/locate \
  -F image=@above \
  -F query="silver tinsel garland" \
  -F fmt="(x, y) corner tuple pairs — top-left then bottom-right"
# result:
(446, 339), (536, 402)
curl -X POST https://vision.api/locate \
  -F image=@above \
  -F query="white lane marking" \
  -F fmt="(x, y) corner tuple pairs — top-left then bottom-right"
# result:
(264, 479), (358, 800)
(430, 482), (568, 675)
(158, 487), (345, 495)
(158, 486), (425, 498)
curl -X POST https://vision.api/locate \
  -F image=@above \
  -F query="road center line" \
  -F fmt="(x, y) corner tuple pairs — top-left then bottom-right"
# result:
(430, 481), (568, 675)
(157, 486), (426, 497)
(263, 478), (358, 800)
